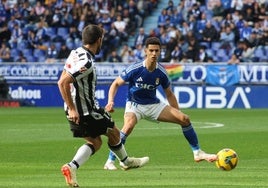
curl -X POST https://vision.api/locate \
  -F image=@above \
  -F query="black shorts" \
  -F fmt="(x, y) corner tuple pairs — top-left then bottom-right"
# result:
(68, 109), (115, 138)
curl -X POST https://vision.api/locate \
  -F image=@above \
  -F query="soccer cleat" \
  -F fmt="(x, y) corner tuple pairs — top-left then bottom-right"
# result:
(104, 160), (117, 170)
(120, 157), (149, 170)
(61, 164), (79, 187)
(194, 150), (218, 162)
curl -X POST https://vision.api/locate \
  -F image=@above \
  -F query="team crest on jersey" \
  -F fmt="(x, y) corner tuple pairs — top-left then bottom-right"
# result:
(155, 78), (160, 85)
(79, 66), (87, 73)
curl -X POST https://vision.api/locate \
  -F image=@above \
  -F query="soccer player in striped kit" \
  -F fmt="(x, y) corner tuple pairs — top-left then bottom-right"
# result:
(58, 24), (149, 187)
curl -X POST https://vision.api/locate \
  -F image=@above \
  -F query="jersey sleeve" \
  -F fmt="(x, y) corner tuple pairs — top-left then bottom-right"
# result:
(64, 49), (93, 81)
(119, 63), (135, 82)
(159, 65), (171, 89)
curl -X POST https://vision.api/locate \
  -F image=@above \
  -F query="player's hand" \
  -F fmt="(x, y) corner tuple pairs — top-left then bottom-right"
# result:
(105, 101), (115, 113)
(67, 109), (80, 124)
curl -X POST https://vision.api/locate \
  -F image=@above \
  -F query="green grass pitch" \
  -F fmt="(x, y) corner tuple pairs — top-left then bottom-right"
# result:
(0, 107), (268, 188)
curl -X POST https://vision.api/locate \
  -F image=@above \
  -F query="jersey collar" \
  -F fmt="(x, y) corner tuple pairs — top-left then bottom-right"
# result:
(82, 46), (95, 58)
(142, 60), (158, 69)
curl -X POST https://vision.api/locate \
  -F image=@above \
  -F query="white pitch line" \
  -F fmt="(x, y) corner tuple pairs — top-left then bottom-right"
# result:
(135, 121), (224, 130)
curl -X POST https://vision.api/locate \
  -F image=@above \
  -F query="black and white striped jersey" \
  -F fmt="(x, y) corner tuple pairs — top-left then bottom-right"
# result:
(64, 46), (98, 116)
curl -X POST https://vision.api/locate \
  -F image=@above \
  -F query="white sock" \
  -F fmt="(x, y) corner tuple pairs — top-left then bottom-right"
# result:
(109, 142), (128, 162)
(70, 144), (94, 169)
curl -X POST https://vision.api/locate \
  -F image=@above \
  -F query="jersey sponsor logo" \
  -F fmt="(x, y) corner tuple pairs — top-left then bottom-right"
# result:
(135, 83), (156, 90)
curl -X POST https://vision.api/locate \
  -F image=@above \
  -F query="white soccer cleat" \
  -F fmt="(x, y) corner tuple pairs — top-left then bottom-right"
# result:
(61, 164), (79, 187)
(194, 150), (218, 162)
(104, 160), (117, 170)
(120, 157), (149, 170)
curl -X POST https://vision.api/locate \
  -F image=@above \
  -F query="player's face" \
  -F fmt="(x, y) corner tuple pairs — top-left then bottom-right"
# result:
(145, 44), (161, 63)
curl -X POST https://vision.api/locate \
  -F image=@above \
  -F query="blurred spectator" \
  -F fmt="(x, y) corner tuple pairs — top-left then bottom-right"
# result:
(134, 27), (148, 47)
(228, 40), (244, 64)
(127, 49), (136, 63)
(66, 25), (82, 49)
(0, 42), (12, 62)
(46, 43), (58, 63)
(211, 0), (225, 22)
(188, 2), (201, 20)
(239, 21), (253, 40)
(164, 37), (178, 62)
(8, 22), (23, 49)
(127, 0), (143, 28)
(133, 44), (144, 62)
(120, 44), (131, 62)
(0, 23), (11, 44)
(240, 41), (256, 62)
(57, 43), (71, 61)
(228, 39), (255, 63)
(36, 21), (49, 43)
(16, 51), (27, 63)
(219, 25), (235, 51)
(230, 0), (243, 12)
(201, 21), (219, 46)
(51, 7), (62, 28)
(34, 1), (45, 18)
(170, 45), (183, 63)
(221, 13), (234, 27)
(197, 45), (209, 62)
(108, 50), (122, 63)
(166, 0), (175, 12)
(70, 2), (83, 27)
(60, 4), (73, 27)
(99, 10), (112, 32)
(113, 14), (128, 41)
(196, 12), (208, 40)
(185, 37), (200, 62)
(167, 24), (181, 41)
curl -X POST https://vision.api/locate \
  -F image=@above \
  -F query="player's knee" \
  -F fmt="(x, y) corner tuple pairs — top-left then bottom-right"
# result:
(180, 114), (191, 126)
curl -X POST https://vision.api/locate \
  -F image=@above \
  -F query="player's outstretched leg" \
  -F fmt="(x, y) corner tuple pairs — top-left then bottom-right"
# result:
(182, 124), (217, 162)
(194, 149), (218, 162)
(104, 131), (128, 170)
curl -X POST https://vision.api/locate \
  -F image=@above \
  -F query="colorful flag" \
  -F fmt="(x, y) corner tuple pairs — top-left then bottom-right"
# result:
(164, 64), (184, 80)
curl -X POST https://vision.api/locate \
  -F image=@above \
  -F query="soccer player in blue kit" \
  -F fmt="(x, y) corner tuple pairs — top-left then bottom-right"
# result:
(104, 37), (217, 170)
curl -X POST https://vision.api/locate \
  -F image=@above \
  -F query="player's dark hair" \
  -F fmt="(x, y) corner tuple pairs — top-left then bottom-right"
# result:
(82, 25), (103, 45)
(145, 37), (161, 48)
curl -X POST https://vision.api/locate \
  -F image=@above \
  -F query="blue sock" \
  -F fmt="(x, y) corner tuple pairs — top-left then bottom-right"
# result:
(108, 131), (128, 161)
(181, 124), (200, 151)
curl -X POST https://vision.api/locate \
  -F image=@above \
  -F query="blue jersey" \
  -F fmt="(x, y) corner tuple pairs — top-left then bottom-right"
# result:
(120, 61), (170, 104)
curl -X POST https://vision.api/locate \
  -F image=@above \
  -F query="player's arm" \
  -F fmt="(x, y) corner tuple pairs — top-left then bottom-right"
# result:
(58, 70), (79, 124)
(164, 86), (180, 110)
(105, 76), (125, 112)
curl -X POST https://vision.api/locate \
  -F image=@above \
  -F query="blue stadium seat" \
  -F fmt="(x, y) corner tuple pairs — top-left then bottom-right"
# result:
(57, 27), (69, 40)
(26, 55), (37, 62)
(45, 27), (57, 40)
(22, 49), (33, 57)
(216, 49), (229, 62)
(211, 42), (221, 51)
(33, 49), (46, 60)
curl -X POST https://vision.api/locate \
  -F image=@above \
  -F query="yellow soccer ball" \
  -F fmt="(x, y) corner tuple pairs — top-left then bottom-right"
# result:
(216, 148), (238, 171)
